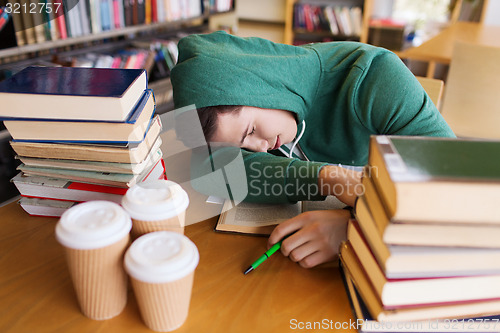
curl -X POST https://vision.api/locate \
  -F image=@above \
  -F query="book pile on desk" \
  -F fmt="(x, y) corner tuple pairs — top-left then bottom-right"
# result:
(340, 135), (500, 330)
(0, 66), (166, 217)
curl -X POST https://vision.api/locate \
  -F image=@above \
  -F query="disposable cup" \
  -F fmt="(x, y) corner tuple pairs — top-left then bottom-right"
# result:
(55, 200), (132, 320)
(124, 231), (199, 331)
(122, 180), (189, 237)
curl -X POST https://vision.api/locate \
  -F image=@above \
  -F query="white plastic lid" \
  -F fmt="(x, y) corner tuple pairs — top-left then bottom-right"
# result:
(124, 231), (199, 283)
(55, 201), (132, 250)
(121, 180), (189, 221)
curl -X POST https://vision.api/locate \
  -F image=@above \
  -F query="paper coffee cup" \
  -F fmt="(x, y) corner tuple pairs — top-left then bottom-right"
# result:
(55, 201), (132, 320)
(124, 231), (199, 332)
(121, 180), (189, 237)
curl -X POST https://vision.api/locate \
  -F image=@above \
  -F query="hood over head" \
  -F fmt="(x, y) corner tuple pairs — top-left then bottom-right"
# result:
(171, 31), (322, 124)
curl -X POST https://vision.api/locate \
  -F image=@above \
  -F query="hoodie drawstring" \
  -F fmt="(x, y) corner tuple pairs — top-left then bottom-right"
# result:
(288, 120), (306, 158)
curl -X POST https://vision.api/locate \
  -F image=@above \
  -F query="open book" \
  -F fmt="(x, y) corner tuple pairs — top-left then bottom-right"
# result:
(215, 196), (346, 236)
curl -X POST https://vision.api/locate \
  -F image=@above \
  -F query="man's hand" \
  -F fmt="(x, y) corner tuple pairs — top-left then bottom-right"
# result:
(318, 165), (363, 207)
(268, 209), (350, 268)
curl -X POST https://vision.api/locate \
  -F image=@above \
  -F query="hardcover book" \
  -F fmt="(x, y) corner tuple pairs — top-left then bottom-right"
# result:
(4, 89), (155, 143)
(17, 146), (162, 175)
(368, 135), (500, 224)
(349, 215), (500, 279)
(17, 157), (166, 188)
(10, 116), (162, 163)
(339, 256), (500, 328)
(0, 66), (147, 121)
(358, 174), (500, 249)
(340, 239), (500, 309)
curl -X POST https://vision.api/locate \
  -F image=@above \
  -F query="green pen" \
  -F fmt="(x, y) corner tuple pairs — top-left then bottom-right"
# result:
(243, 240), (283, 275)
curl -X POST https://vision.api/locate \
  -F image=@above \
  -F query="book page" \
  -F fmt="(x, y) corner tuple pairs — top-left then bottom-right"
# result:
(216, 200), (302, 235)
(221, 201), (301, 227)
(216, 196), (347, 235)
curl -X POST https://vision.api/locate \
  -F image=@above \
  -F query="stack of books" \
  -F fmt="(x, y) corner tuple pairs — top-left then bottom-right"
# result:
(341, 135), (500, 329)
(0, 66), (166, 217)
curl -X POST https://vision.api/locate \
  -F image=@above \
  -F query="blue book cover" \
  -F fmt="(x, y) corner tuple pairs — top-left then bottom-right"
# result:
(0, 66), (145, 97)
(1, 89), (153, 123)
(100, 0), (111, 30)
(0, 66), (147, 121)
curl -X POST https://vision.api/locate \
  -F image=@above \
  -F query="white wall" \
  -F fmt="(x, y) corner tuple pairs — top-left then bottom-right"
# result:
(484, 0), (500, 26)
(237, 0), (286, 23)
(371, 0), (394, 19)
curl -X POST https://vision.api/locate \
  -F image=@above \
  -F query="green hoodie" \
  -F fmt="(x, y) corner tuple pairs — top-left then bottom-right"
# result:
(171, 31), (455, 204)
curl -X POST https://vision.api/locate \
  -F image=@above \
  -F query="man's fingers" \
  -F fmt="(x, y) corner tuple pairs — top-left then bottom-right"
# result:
(287, 241), (317, 262)
(267, 213), (311, 248)
(299, 251), (332, 269)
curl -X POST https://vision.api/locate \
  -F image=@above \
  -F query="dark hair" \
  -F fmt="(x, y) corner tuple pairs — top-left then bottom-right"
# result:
(197, 105), (243, 142)
(174, 105), (243, 149)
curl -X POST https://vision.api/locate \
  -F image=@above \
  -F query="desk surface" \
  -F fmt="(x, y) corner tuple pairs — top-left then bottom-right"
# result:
(0, 202), (356, 333)
(402, 22), (500, 64)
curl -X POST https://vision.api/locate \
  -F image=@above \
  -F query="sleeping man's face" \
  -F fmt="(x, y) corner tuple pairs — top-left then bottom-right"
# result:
(211, 106), (298, 153)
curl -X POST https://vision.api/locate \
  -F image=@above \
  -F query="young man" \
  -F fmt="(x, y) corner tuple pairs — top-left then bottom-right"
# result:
(171, 31), (455, 268)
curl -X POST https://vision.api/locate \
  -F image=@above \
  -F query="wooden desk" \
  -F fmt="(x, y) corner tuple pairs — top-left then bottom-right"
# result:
(400, 22), (500, 78)
(0, 202), (356, 333)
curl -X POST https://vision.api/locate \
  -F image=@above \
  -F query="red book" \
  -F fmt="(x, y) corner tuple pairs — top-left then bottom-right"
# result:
(111, 56), (123, 68)
(151, 0), (157, 23)
(13, 173), (128, 204)
(0, 8), (8, 30)
(113, 0), (121, 28)
(302, 4), (314, 31)
(53, 0), (67, 39)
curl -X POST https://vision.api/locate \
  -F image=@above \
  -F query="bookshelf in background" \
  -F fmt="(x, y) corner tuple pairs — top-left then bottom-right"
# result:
(0, 0), (235, 204)
(0, 0), (234, 51)
(0, 0), (234, 67)
(283, 0), (372, 45)
(0, 0), (236, 115)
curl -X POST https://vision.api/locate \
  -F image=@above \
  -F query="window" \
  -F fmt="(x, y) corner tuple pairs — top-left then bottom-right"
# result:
(392, 0), (451, 44)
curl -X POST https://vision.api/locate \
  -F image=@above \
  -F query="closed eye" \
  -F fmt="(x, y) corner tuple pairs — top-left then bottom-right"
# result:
(240, 125), (255, 144)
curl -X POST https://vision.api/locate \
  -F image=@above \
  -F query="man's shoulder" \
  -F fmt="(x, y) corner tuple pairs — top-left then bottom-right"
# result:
(306, 41), (392, 58)
(305, 41), (396, 73)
